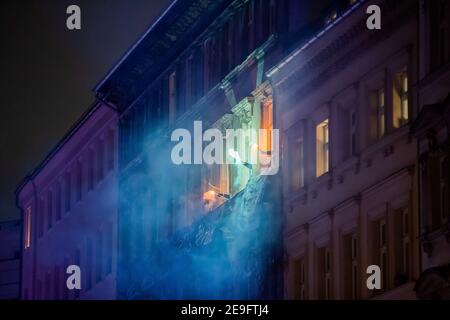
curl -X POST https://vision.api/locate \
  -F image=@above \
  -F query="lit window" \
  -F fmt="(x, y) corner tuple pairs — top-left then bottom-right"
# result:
(316, 119), (330, 177)
(376, 88), (386, 139)
(24, 206), (31, 249)
(393, 67), (409, 128)
(260, 100), (273, 153)
(203, 163), (229, 212)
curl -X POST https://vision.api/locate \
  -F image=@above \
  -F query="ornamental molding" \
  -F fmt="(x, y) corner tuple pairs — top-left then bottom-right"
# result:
(232, 97), (254, 124)
(253, 81), (273, 104)
(212, 113), (235, 134)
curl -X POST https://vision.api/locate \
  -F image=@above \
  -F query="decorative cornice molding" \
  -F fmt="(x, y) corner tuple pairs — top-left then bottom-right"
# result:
(232, 97), (254, 124)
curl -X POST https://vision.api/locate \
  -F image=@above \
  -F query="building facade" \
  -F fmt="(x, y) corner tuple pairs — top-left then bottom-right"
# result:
(13, 0), (449, 300)
(271, 0), (421, 299)
(94, 0), (431, 300)
(0, 220), (21, 300)
(94, 0), (312, 299)
(16, 103), (118, 300)
(412, 0), (450, 300)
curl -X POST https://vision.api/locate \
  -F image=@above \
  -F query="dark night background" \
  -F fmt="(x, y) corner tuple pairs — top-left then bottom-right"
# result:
(0, 0), (170, 221)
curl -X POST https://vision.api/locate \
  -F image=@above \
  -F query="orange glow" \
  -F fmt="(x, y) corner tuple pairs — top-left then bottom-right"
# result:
(203, 190), (216, 202)
(260, 100), (273, 152)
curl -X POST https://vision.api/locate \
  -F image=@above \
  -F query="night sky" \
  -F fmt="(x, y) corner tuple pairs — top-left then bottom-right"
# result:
(0, 0), (170, 221)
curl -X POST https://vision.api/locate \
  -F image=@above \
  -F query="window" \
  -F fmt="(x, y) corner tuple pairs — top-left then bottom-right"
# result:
(86, 239), (93, 291)
(64, 172), (71, 213)
(317, 246), (332, 299)
(24, 206), (31, 249)
(185, 57), (193, 108)
(96, 230), (103, 283)
(440, 156), (449, 223)
(393, 67), (409, 128)
(38, 198), (44, 238)
(269, 0), (277, 35)
(47, 190), (53, 230)
(374, 88), (386, 139)
(76, 161), (82, 202)
(53, 266), (60, 300)
(293, 257), (306, 300)
(44, 271), (51, 299)
(169, 72), (177, 124)
(429, 154), (444, 229)
(203, 39), (212, 92)
(316, 119), (330, 177)
(97, 140), (104, 183)
(374, 218), (388, 291)
(55, 182), (62, 221)
(74, 249), (80, 299)
(204, 162), (229, 212)
(227, 21), (234, 70)
(350, 110), (357, 156)
(290, 137), (304, 190)
(63, 257), (69, 300)
(341, 108), (357, 160)
(393, 208), (412, 286)
(107, 131), (115, 172)
(325, 247), (331, 299)
(343, 233), (358, 299)
(401, 209), (410, 280)
(260, 100), (273, 154)
(88, 148), (94, 191)
(105, 223), (113, 275)
(36, 279), (42, 299)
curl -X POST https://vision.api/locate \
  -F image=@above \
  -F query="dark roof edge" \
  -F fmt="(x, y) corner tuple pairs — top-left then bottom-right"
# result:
(93, 0), (179, 93)
(15, 101), (105, 197)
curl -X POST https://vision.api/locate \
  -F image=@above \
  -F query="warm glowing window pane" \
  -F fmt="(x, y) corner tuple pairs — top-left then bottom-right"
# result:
(260, 100), (273, 152)
(316, 119), (329, 177)
(393, 67), (409, 128)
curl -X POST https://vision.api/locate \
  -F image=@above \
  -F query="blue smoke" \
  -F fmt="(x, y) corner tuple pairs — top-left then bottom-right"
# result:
(117, 131), (281, 300)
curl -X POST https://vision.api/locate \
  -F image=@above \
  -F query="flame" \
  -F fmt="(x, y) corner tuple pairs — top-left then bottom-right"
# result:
(203, 190), (216, 202)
